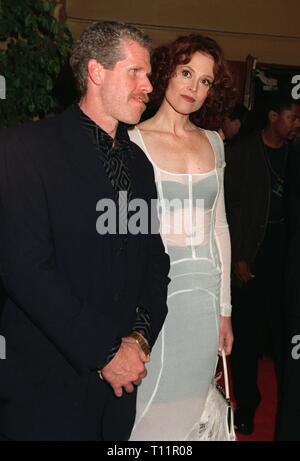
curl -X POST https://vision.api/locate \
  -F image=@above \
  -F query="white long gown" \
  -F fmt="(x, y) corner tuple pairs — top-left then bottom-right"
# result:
(128, 127), (231, 441)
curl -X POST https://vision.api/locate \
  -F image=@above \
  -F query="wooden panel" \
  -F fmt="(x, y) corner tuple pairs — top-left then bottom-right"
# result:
(54, 0), (67, 22)
(67, 17), (300, 66)
(66, 0), (300, 66)
(228, 61), (247, 103)
(66, 0), (300, 38)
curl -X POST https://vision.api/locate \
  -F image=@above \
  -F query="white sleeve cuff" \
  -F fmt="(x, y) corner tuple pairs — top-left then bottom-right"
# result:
(220, 304), (232, 317)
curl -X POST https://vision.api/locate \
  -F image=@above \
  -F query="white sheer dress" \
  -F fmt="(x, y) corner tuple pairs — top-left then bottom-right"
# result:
(128, 127), (231, 441)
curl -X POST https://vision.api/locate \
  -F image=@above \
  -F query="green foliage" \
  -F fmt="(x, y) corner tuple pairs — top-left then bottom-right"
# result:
(0, 0), (73, 126)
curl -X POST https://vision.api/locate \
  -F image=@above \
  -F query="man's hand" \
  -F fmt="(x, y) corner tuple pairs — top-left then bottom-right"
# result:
(218, 316), (234, 355)
(233, 260), (255, 283)
(99, 336), (149, 397)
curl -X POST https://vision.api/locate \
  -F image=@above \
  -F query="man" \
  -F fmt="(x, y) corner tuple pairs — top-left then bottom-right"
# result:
(221, 103), (250, 145)
(0, 22), (170, 441)
(225, 94), (299, 435)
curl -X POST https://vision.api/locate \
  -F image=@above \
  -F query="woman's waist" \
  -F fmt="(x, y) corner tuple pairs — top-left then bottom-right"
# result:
(167, 243), (219, 264)
(167, 247), (221, 282)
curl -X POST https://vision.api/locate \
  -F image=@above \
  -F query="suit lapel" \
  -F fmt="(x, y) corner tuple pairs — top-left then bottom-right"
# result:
(57, 105), (115, 200)
(56, 105), (142, 206)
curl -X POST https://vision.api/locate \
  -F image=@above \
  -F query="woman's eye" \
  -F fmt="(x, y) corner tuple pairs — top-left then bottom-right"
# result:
(182, 69), (191, 78)
(202, 79), (213, 87)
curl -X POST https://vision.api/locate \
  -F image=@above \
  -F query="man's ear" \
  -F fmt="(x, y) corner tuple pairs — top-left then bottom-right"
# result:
(87, 59), (104, 86)
(269, 110), (279, 124)
(234, 119), (241, 130)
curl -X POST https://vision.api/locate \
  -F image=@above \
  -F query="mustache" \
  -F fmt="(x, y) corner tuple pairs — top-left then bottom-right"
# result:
(135, 94), (150, 104)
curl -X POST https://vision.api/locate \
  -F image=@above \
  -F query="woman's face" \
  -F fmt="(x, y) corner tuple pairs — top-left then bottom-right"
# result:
(164, 51), (215, 115)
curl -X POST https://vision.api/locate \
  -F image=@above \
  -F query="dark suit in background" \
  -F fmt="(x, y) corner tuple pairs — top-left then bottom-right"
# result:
(276, 142), (300, 441)
(225, 131), (287, 426)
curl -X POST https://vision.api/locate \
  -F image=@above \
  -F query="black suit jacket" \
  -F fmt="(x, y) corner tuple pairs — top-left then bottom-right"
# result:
(224, 132), (271, 264)
(276, 143), (300, 441)
(0, 105), (170, 440)
(284, 143), (300, 317)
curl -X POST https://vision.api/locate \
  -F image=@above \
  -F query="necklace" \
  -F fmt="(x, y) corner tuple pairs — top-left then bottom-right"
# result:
(261, 131), (288, 179)
(260, 131), (289, 199)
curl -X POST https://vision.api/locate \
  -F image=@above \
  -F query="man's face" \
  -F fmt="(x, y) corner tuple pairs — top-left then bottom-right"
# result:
(272, 106), (299, 140)
(99, 40), (152, 125)
(222, 116), (241, 140)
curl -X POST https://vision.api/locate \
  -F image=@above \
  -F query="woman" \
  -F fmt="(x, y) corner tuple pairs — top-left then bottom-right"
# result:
(129, 34), (235, 441)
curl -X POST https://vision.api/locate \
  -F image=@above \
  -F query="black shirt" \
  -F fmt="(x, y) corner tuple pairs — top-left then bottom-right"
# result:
(264, 144), (287, 223)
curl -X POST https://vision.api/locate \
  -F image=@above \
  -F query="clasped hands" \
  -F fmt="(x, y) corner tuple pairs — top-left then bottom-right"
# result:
(98, 336), (150, 397)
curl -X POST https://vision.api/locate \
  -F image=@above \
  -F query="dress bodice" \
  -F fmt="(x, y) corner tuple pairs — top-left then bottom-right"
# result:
(129, 127), (224, 253)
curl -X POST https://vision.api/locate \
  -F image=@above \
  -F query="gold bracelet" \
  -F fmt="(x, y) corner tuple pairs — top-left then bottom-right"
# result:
(130, 331), (151, 357)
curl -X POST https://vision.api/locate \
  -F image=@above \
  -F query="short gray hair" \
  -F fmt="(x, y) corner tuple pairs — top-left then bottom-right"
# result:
(70, 21), (152, 95)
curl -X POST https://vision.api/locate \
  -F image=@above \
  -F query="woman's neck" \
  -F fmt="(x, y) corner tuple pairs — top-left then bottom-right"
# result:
(145, 100), (196, 135)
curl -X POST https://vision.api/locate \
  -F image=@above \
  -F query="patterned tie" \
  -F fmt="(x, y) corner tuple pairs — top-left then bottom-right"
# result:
(79, 107), (133, 235)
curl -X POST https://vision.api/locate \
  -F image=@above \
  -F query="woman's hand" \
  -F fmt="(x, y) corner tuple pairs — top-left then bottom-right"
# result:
(219, 316), (234, 355)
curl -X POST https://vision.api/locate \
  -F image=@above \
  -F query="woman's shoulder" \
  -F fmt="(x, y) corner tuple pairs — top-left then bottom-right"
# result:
(199, 127), (223, 144)
(127, 124), (153, 168)
(127, 125), (140, 145)
(128, 118), (160, 150)
(136, 119), (154, 131)
(200, 128), (225, 167)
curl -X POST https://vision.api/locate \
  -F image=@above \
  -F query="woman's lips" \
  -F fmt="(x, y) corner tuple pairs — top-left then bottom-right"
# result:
(181, 95), (196, 103)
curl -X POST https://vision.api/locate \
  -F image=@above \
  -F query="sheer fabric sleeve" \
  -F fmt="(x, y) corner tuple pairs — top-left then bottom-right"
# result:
(214, 133), (232, 316)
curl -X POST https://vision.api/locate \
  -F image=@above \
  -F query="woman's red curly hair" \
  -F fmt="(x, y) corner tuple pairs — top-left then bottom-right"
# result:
(149, 34), (237, 128)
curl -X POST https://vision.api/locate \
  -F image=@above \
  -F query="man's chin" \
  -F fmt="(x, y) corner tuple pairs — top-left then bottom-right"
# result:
(123, 110), (145, 126)
(288, 132), (297, 141)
